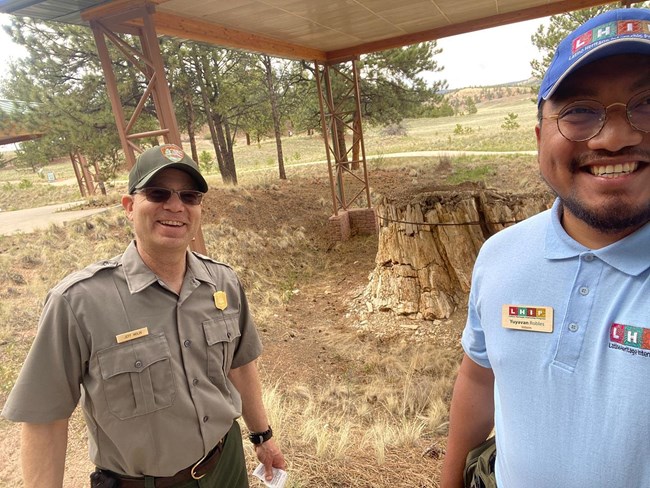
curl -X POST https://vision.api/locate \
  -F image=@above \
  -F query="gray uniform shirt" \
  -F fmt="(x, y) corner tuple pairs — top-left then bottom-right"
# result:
(2, 241), (262, 476)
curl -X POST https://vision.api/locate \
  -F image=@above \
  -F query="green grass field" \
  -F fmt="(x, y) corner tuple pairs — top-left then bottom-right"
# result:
(0, 91), (538, 211)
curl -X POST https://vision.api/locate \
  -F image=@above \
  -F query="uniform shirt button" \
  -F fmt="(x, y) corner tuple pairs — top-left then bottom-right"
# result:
(583, 254), (594, 262)
(203, 416), (209, 423)
(134, 360), (143, 368)
(184, 340), (192, 348)
(568, 323), (579, 332)
(192, 378), (199, 386)
(579, 287), (589, 296)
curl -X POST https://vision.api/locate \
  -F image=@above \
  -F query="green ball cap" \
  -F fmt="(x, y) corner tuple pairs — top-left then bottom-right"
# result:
(128, 144), (209, 194)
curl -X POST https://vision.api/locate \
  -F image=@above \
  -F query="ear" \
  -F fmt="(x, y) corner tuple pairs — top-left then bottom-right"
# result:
(535, 124), (542, 151)
(122, 194), (135, 220)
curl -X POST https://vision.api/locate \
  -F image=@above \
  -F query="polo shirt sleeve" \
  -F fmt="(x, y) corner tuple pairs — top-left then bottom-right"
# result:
(461, 256), (492, 369)
(2, 289), (89, 423)
(230, 279), (263, 369)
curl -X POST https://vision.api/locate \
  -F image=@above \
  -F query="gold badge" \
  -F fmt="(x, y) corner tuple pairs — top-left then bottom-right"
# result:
(502, 305), (553, 333)
(214, 291), (228, 310)
(116, 327), (149, 344)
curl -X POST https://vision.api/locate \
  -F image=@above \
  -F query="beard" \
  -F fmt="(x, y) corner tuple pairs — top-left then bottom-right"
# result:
(559, 190), (650, 233)
(545, 149), (650, 234)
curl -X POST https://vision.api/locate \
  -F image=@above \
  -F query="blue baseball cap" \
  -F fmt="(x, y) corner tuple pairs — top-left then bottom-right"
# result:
(538, 8), (650, 105)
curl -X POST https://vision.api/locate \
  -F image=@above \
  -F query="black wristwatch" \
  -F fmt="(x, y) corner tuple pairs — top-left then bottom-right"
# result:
(249, 425), (273, 445)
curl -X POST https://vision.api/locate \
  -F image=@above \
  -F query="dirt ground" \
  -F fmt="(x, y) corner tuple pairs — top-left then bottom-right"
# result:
(0, 157), (546, 487)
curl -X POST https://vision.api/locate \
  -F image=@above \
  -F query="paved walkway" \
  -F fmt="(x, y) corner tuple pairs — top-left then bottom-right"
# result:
(0, 202), (116, 236)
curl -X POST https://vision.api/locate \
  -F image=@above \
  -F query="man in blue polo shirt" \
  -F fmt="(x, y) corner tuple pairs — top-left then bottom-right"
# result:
(441, 8), (650, 488)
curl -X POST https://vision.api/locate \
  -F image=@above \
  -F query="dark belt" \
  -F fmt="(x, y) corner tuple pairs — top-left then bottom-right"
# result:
(97, 438), (225, 488)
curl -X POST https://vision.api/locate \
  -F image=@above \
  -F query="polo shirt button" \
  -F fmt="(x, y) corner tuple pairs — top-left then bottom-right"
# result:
(583, 254), (594, 262)
(134, 360), (143, 368)
(568, 323), (579, 332)
(579, 287), (589, 296)
(184, 340), (192, 347)
(193, 378), (199, 386)
(203, 416), (209, 422)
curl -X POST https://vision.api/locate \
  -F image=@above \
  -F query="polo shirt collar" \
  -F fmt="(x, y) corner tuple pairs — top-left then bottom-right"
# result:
(545, 198), (650, 276)
(122, 241), (218, 293)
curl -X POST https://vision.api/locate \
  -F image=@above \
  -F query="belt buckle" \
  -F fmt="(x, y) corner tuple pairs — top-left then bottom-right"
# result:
(190, 453), (208, 480)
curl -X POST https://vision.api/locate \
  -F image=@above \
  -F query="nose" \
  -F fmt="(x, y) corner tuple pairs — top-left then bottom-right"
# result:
(587, 103), (644, 152)
(162, 190), (185, 210)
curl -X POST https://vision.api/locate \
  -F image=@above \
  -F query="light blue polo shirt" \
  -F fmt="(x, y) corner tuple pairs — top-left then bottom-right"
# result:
(462, 199), (650, 488)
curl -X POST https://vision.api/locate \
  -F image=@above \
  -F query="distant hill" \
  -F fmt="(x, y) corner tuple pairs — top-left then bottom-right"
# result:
(440, 77), (538, 95)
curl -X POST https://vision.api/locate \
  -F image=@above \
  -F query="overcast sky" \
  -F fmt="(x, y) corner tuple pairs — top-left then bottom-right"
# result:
(0, 14), (548, 90)
(429, 17), (549, 89)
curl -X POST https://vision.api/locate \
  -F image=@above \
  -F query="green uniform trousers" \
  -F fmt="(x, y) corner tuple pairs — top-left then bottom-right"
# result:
(138, 421), (248, 488)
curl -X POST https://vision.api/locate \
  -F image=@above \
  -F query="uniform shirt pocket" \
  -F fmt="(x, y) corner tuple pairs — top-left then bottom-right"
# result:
(203, 313), (241, 383)
(97, 334), (175, 420)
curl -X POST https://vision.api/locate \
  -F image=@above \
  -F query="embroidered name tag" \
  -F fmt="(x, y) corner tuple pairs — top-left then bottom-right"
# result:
(502, 305), (553, 333)
(116, 327), (149, 344)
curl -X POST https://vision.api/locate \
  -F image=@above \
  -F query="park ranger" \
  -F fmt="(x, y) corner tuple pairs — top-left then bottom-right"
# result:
(2, 144), (286, 487)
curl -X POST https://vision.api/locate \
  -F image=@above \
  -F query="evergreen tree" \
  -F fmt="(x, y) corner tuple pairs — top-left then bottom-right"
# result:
(531, 2), (650, 79)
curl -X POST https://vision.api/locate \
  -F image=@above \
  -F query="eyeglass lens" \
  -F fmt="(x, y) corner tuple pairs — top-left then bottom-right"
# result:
(137, 187), (203, 205)
(557, 90), (650, 141)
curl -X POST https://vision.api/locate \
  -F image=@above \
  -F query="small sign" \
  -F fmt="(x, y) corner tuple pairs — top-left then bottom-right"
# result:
(47, 172), (56, 182)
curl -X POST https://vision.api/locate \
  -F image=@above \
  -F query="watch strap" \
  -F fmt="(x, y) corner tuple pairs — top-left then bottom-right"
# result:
(249, 425), (273, 445)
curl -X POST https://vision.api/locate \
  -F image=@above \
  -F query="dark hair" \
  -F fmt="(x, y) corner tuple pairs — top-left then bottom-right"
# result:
(537, 99), (545, 125)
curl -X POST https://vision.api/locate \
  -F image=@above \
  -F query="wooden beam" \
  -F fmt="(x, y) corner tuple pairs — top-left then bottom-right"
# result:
(325, 0), (612, 62)
(83, 1), (325, 60)
(149, 12), (327, 62)
(82, 0), (149, 21)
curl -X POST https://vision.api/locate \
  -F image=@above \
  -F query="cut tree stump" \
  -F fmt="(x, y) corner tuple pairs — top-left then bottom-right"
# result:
(367, 189), (554, 319)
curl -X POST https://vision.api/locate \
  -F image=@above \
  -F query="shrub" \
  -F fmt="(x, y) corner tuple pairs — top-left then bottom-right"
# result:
(453, 124), (473, 135)
(502, 112), (520, 130)
(18, 179), (33, 189)
(381, 124), (407, 137)
(198, 151), (214, 173)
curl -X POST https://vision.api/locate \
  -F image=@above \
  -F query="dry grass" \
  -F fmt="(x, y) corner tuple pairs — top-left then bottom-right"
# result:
(0, 167), (462, 487)
(1, 113), (535, 485)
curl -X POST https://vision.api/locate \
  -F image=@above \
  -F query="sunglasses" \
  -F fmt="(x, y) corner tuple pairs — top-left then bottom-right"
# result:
(133, 187), (204, 206)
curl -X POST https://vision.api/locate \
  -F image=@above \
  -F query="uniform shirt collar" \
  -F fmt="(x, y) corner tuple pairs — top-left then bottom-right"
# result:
(545, 198), (650, 276)
(122, 241), (216, 293)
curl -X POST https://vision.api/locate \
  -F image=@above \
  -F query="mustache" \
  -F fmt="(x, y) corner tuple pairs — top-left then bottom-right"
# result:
(570, 148), (650, 171)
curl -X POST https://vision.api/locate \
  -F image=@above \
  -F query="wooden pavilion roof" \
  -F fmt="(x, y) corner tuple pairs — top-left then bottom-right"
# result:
(1, 0), (613, 62)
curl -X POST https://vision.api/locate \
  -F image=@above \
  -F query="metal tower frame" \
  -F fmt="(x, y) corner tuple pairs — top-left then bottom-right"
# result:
(315, 59), (372, 217)
(86, 3), (182, 166)
(84, 3), (206, 252)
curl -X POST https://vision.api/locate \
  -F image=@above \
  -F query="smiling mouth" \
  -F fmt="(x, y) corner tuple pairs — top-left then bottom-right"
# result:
(587, 162), (639, 178)
(159, 220), (185, 227)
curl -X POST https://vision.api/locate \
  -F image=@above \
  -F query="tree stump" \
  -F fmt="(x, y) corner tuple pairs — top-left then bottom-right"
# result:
(367, 189), (554, 319)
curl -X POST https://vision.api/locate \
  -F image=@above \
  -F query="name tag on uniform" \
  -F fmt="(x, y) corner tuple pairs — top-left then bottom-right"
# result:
(502, 305), (553, 333)
(116, 327), (149, 343)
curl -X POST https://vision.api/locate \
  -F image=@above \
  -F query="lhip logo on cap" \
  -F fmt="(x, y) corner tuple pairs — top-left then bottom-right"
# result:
(572, 19), (650, 55)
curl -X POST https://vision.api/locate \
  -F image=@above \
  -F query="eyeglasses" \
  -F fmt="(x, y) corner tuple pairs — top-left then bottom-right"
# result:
(543, 89), (650, 142)
(133, 187), (204, 205)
